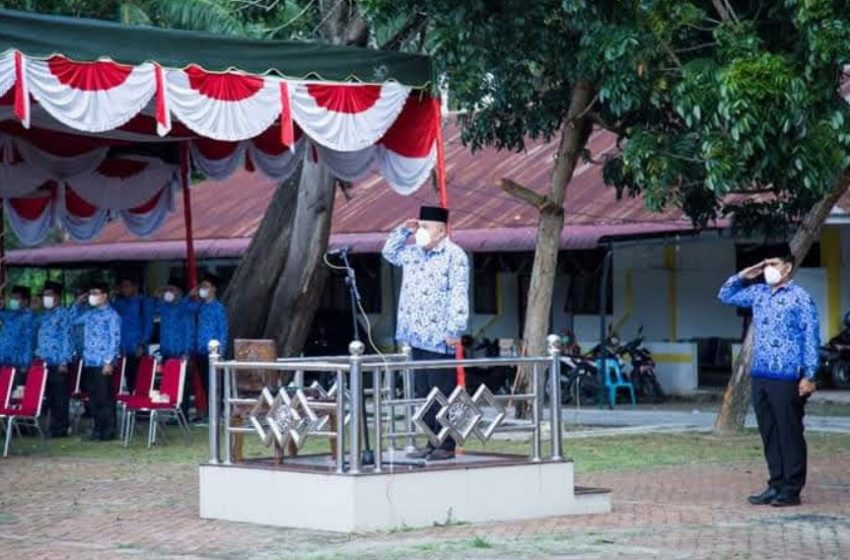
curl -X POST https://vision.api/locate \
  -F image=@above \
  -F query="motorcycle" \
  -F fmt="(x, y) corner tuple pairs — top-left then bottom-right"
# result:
(819, 326), (850, 389)
(590, 327), (666, 404)
(548, 330), (600, 405)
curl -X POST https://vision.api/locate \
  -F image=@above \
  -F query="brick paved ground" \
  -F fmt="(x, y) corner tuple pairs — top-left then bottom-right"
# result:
(1, 451), (849, 559)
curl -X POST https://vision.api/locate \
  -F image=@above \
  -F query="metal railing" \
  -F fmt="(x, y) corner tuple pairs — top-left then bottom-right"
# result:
(205, 334), (565, 474)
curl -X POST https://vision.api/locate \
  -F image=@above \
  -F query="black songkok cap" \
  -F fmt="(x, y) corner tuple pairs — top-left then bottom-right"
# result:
(419, 206), (449, 224)
(11, 285), (31, 300)
(43, 281), (63, 294)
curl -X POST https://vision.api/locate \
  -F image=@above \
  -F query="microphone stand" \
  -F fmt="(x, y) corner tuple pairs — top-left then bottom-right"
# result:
(338, 249), (375, 466)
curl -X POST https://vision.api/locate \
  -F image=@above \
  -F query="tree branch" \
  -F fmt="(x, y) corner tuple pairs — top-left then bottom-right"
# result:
(589, 112), (624, 135)
(499, 179), (558, 212)
(381, 12), (428, 51)
(712, 0), (738, 23)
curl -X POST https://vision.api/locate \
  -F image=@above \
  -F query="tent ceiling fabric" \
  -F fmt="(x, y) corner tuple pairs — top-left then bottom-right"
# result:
(0, 8), (437, 246)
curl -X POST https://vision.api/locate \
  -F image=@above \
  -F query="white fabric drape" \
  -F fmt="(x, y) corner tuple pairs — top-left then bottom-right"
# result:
(70, 157), (177, 210)
(25, 57), (157, 133)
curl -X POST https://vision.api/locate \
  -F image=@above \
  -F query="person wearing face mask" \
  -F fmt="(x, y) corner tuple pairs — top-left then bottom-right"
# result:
(0, 285), (38, 386)
(34, 281), (74, 438)
(111, 275), (151, 395)
(187, 274), (229, 423)
(718, 244), (819, 507)
(382, 206), (470, 461)
(151, 278), (195, 416)
(72, 282), (121, 441)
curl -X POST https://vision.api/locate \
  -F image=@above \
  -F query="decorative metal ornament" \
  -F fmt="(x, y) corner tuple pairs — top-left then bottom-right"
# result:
(435, 386), (484, 444)
(471, 385), (506, 442)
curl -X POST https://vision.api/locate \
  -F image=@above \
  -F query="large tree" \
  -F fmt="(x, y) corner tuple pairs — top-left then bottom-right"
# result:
(365, 0), (850, 421)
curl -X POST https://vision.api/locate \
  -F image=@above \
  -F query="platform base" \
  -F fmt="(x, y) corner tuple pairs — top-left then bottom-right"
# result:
(199, 453), (610, 532)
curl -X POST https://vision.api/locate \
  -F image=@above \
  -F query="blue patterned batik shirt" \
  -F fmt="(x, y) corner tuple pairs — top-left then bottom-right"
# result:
(111, 295), (149, 356)
(73, 304), (122, 367)
(382, 226), (470, 354)
(150, 298), (194, 358)
(186, 299), (228, 357)
(35, 307), (74, 367)
(0, 308), (37, 368)
(718, 274), (820, 380)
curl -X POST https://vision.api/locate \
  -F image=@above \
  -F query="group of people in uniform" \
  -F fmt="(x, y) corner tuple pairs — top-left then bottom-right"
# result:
(0, 274), (228, 442)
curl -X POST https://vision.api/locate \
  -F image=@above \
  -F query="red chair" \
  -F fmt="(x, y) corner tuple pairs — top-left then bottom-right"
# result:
(116, 355), (157, 439)
(0, 363), (48, 457)
(0, 366), (15, 434)
(122, 358), (189, 448)
(113, 357), (128, 395)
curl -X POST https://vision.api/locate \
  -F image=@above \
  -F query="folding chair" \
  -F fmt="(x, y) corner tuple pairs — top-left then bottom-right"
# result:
(0, 363), (48, 457)
(116, 355), (157, 439)
(123, 358), (190, 448)
(595, 358), (636, 408)
(0, 366), (15, 434)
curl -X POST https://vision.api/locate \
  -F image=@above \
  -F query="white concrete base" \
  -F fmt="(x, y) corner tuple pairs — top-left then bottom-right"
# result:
(199, 458), (610, 532)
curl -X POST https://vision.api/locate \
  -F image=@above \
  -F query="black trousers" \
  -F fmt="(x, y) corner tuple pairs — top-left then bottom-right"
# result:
(45, 365), (70, 437)
(82, 366), (116, 439)
(413, 347), (456, 452)
(751, 376), (808, 495)
(123, 354), (140, 394)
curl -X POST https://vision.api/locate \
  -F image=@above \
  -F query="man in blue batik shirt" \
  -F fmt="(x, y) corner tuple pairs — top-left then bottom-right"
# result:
(111, 276), (149, 393)
(150, 278), (194, 415)
(382, 206), (469, 461)
(187, 274), (228, 422)
(0, 285), (38, 386)
(35, 281), (74, 437)
(74, 281), (122, 441)
(719, 244), (819, 507)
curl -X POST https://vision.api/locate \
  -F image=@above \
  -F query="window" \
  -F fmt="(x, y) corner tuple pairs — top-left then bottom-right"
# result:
(473, 254), (499, 314)
(562, 249), (613, 315)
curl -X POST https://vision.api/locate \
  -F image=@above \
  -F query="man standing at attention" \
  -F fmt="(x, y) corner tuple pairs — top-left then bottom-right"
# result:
(718, 245), (819, 507)
(0, 285), (38, 386)
(188, 275), (229, 422)
(35, 281), (74, 438)
(382, 206), (469, 461)
(75, 282), (122, 441)
(112, 275), (149, 393)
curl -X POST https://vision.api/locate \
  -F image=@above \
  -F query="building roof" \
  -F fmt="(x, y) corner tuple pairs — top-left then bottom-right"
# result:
(3, 123), (739, 265)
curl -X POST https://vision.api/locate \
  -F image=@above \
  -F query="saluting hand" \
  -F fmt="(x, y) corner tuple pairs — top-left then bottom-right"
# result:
(739, 260), (767, 280)
(403, 219), (419, 231)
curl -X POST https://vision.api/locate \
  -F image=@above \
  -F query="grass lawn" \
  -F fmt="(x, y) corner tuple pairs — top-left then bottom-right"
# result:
(10, 422), (850, 474)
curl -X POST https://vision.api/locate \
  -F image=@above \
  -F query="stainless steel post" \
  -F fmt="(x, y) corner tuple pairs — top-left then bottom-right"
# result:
(348, 341), (365, 474)
(547, 334), (564, 461)
(531, 362), (541, 462)
(335, 368), (346, 474)
(223, 365), (232, 465)
(372, 368), (383, 473)
(207, 340), (221, 465)
(401, 343), (415, 452)
(387, 362), (397, 450)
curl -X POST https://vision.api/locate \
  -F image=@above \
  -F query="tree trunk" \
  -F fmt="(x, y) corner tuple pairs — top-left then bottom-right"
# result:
(506, 79), (594, 417)
(714, 174), (850, 433)
(222, 167), (302, 339)
(262, 150), (336, 355)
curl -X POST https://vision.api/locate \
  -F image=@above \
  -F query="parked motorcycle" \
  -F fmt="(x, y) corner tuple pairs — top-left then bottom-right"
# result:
(546, 330), (600, 405)
(818, 313), (850, 389)
(590, 327), (666, 404)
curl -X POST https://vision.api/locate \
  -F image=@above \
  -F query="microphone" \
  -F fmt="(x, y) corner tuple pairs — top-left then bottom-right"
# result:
(327, 245), (351, 256)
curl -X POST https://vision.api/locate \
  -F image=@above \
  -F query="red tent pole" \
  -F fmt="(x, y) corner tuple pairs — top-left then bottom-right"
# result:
(434, 97), (449, 209)
(180, 143), (198, 289)
(433, 96), (466, 391)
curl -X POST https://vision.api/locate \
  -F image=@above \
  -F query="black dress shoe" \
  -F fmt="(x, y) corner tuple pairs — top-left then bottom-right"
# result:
(427, 449), (456, 461)
(748, 487), (780, 505)
(771, 494), (801, 507)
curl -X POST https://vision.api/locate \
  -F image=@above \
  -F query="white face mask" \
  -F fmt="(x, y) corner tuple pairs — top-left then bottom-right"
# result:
(764, 265), (784, 286)
(414, 228), (432, 248)
(163, 291), (176, 303)
(43, 296), (56, 309)
(88, 294), (101, 307)
(198, 288), (210, 300)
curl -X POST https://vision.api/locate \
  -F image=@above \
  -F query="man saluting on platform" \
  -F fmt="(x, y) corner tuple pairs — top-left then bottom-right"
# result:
(382, 206), (469, 461)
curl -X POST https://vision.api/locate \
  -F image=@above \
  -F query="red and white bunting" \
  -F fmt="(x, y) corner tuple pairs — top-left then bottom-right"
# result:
(289, 81), (411, 151)
(25, 56), (157, 133)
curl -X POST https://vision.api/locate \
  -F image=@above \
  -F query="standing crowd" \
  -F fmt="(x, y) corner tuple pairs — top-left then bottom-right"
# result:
(0, 274), (229, 442)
